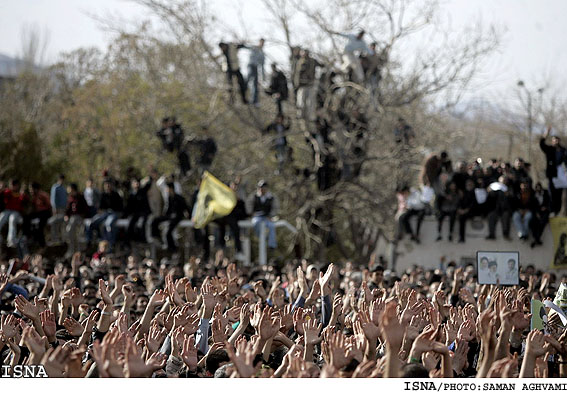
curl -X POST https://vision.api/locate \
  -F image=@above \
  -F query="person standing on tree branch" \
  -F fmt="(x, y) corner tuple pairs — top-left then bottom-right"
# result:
(219, 42), (248, 104)
(338, 29), (370, 84)
(243, 38), (265, 107)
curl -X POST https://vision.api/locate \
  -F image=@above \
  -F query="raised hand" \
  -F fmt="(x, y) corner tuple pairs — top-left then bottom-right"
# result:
(370, 298), (385, 326)
(65, 348), (93, 378)
(40, 346), (69, 378)
(297, 266), (308, 297)
(239, 303), (250, 327)
(165, 274), (184, 307)
(184, 283), (198, 303)
(452, 338), (470, 375)
(279, 304), (293, 331)
(15, 295), (40, 320)
(180, 334), (198, 371)
(0, 314), (18, 339)
(488, 357), (518, 378)
(145, 323), (167, 353)
(226, 337), (258, 378)
(212, 318), (227, 343)
(39, 310), (56, 342)
(253, 280), (267, 300)
(525, 330), (547, 359)
(98, 279), (113, 306)
(358, 309), (380, 341)
(121, 284), (135, 308)
(409, 326), (437, 360)
(457, 320), (476, 342)
(63, 317), (84, 337)
(124, 336), (165, 377)
(258, 306), (281, 340)
(148, 289), (167, 308)
(381, 301), (404, 351)
(250, 303), (262, 329)
(303, 317), (322, 346)
(69, 287), (85, 309)
(327, 331), (351, 369)
(0, 273), (8, 294)
(319, 263), (335, 296)
(458, 287), (476, 305)
(201, 282), (217, 318)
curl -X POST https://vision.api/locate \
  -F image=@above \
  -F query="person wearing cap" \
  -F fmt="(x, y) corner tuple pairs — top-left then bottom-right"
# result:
(338, 29), (370, 83)
(246, 180), (280, 250)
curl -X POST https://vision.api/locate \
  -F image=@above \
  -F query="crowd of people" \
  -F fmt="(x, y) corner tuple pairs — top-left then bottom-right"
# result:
(218, 31), (394, 186)
(1, 252), (566, 378)
(395, 136), (563, 247)
(0, 170), (281, 263)
(1, 22), (567, 381)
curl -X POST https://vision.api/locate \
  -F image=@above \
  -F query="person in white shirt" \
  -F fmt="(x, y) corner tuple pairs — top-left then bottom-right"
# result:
(339, 30), (370, 83)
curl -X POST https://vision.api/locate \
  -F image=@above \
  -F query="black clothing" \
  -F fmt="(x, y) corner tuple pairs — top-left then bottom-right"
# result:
(151, 193), (189, 251)
(126, 186), (151, 242)
(99, 191), (123, 213)
(266, 70), (289, 114)
(253, 195), (274, 217)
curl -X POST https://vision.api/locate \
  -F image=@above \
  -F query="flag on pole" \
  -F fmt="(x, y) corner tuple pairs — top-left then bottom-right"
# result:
(191, 171), (236, 229)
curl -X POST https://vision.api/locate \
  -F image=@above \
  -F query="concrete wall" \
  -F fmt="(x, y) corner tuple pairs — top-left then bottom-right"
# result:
(393, 216), (561, 274)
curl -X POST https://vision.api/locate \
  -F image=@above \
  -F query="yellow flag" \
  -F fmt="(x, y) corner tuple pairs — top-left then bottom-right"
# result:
(191, 171), (236, 229)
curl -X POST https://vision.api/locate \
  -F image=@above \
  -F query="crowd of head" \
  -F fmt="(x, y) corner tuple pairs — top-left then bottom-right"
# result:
(0, 167), (282, 263)
(1, 251), (567, 378)
(1, 24), (567, 380)
(396, 129), (566, 248)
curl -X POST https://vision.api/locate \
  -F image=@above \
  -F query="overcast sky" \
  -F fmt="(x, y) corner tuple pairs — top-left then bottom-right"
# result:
(1, 0), (566, 106)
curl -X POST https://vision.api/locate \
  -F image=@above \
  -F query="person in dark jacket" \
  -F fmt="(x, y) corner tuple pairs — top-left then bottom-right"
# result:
(125, 178), (152, 243)
(246, 180), (279, 249)
(531, 182), (551, 247)
(486, 177), (514, 240)
(512, 181), (538, 240)
(265, 63), (289, 115)
(540, 126), (567, 214)
(157, 117), (191, 176)
(213, 180), (247, 256)
(23, 182), (52, 247)
(436, 181), (460, 242)
(64, 183), (88, 256)
(456, 179), (481, 243)
(264, 115), (291, 173)
(151, 182), (189, 252)
(86, 180), (124, 248)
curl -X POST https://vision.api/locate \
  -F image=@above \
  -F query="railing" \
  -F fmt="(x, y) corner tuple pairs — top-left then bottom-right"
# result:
(71, 216), (299, 265)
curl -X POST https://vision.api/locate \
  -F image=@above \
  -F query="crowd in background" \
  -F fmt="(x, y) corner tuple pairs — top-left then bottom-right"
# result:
(395, 130), (565, 247)
(1, 25), (567, 381)
(0, 169), (281, 264)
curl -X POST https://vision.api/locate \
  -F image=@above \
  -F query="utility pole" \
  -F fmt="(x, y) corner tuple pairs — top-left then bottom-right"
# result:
(517, 80), (544, 163)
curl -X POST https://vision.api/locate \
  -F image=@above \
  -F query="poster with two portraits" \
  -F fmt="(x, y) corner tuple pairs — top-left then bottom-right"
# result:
(477, 251), (519, 286)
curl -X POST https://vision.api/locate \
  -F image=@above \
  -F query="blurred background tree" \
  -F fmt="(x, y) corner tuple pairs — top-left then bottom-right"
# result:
(1, 0), (565, 263)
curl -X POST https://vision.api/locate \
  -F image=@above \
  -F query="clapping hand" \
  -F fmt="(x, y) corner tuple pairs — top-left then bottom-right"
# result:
(63, 317), (84, 337)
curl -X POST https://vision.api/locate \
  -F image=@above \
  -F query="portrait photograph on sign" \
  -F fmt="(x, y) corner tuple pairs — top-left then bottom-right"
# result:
(477, 251), (520, 285)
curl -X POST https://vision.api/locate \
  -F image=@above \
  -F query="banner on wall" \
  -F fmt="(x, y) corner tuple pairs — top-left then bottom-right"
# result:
(550, 217), (567, 269)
